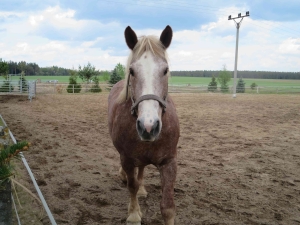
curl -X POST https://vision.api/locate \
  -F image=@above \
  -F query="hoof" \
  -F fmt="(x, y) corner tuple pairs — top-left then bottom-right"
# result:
(127, 211), (141, 225)
(126, 222), (141, 225)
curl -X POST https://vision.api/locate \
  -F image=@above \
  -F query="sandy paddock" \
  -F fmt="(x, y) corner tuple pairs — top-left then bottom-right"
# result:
(0, 92), (300, 225)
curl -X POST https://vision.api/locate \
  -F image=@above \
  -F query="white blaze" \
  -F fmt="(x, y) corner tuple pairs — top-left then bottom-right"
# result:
(135, 52), (162, 137)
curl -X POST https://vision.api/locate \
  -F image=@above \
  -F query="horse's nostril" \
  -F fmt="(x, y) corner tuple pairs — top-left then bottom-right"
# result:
(137, 119), (145, 134)
(152, 120), (160, 136)
(136, 118), (160, 141)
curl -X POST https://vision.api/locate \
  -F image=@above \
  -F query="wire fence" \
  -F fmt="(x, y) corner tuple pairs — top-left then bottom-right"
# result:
(1, 80), (300, 95)
(168, 85), (300, 95)
(0, 114), (57, 225)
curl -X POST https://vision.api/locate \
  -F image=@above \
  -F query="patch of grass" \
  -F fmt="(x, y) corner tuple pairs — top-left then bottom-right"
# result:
(169, 76), (300, 87)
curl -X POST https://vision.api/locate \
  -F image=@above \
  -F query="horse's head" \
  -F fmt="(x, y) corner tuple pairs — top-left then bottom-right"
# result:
(124, 25), (172, 142)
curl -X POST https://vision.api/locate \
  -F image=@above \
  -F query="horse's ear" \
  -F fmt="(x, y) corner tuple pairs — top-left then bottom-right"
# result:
(125, 26), (138, 50)
(160, 25), (173, 49)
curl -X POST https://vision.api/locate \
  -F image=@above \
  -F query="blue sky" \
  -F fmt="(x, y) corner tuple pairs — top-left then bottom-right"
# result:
(0, 0), (299, 72)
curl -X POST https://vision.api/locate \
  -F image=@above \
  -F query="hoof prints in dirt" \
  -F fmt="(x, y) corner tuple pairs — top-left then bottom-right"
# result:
(1, 94), (300, 225)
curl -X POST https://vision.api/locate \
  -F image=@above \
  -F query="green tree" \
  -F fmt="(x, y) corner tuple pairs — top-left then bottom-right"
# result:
(78, 62), (98, 84)
(250, 82), (257, 90)
(109, 67), (122, 85)
(236, 78), (246, 93)
(217, 65), (231, 93)
(0, 59), (9, 79)
(207, 75), (218, 92)
(101, 71), (110, 82)
(67, 70), (82, 93)
(18, 61), (27, 75)
(115, 63), (125, 79)
(0, 81), (13, 92)
(90, 76), (102, 93)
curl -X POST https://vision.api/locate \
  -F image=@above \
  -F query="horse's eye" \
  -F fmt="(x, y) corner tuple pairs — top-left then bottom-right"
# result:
(164, 67), (169, 75)
(129, 68), (134, 76)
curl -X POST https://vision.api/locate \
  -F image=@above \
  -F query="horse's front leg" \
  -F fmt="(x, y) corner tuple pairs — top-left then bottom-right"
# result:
(158, 159), (177, 225)
(137, 166), (148, 197)
(122, 164), (142, 225)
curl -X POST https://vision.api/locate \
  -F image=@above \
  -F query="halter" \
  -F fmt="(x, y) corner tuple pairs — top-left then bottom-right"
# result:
(125, 75), (167, 116)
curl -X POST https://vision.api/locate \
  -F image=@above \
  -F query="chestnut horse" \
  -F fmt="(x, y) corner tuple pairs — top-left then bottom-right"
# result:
(108, 25), (180, 225)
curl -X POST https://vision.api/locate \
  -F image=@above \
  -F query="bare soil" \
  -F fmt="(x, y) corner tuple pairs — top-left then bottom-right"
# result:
(0, 93), (300, 225)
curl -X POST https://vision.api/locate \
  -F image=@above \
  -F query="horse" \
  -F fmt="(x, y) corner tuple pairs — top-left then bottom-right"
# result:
(108, 25), (180, 225)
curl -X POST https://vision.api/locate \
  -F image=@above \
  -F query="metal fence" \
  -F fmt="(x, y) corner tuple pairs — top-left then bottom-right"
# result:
(168, 85), (300, 94)
(0, 114), (57, 225)
(1, 80), (300, 96)
(0, 80), (29, 94)
(34, 83), (111, 94)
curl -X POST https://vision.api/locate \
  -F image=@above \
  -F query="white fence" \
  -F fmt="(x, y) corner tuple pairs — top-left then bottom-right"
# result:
(34, 83), (110, 94)
(168, 85), (300, 94)
(0, 80), (29, 94)
(1, 80), (300, 96)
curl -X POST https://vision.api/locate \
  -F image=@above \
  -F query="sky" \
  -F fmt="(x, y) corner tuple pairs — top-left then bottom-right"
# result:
(0, 0), (300, 72)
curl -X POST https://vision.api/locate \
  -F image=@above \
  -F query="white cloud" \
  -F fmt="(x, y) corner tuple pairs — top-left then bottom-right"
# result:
(279, 38), (300, 54)
(0, 4), (299, 72)
(16, 42), (29, 51)
(81, 37), (104, 48)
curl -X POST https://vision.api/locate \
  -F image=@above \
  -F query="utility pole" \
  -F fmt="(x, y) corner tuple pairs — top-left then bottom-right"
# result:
(228, 11), (249, 98)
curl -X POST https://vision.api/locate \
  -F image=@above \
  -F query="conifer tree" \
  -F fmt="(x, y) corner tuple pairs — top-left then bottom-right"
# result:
(250, 82), (257, 90)
(90, 76), (102, 93)
(236, 77), (246, 93)
(108, 68), (122, 85)
(67, 70), (81, 93)
(207, 75), (218, 92)
(217, 65), (231, 93)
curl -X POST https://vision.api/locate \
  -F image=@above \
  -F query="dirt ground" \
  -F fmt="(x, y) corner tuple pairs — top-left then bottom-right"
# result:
(0, 93), (300, 225)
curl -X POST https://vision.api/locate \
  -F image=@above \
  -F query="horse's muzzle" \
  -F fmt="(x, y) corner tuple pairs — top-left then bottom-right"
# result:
(136, 118), (161, 141)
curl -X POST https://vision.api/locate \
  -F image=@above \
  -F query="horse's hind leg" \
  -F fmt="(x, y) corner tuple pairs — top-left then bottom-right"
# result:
(137, 166), (148, 197)
(158, 159), (177, 225)
(122, 164), (142, 225)
(119, 167), (127, 183)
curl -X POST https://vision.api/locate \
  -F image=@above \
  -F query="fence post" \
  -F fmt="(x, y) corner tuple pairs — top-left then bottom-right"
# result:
(73, 84), (74, 94)
(257, 86), (259, 94)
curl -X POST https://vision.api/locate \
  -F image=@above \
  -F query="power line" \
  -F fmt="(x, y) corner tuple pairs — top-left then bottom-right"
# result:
(100, 0), (300, 37)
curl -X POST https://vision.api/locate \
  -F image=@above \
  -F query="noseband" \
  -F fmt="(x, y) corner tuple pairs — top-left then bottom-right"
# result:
(125, 76), (167, 116)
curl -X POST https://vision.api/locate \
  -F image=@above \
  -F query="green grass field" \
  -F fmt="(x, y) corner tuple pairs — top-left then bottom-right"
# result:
(1, 75), (300, 87)
(169, 76), (300, 87)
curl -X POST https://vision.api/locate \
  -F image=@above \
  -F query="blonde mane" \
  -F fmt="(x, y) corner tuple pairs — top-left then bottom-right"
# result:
(117, 35), (169, 103)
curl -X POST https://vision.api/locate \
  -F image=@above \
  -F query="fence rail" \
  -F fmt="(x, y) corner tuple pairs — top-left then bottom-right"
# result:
(168, 85), (300, 94)
(1, 80), (300, 95)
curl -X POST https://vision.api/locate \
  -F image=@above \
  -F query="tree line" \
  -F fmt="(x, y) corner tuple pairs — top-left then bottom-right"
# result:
(5, 60), (71, 76)
(1, 59), (300, 79)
